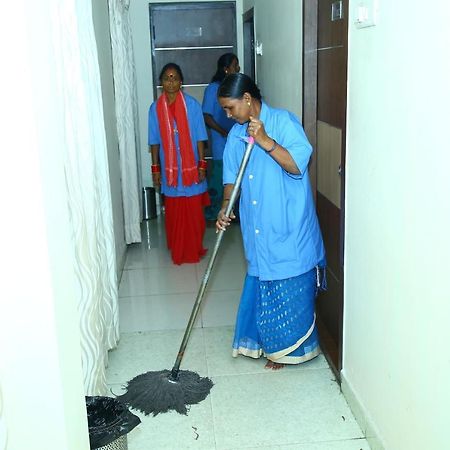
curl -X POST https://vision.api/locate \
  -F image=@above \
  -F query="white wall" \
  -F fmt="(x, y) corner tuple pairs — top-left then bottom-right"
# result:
(92, 1), (127, 274)
(241, 1), (450, 447)
(343, 1), (450, 448)
(0, 1), (89, 448)
(129, 0), (243, 189)
(243, 0), (303, 119)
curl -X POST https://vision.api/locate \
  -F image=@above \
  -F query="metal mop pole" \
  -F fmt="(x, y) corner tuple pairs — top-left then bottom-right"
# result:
(170, 137), (255, 379)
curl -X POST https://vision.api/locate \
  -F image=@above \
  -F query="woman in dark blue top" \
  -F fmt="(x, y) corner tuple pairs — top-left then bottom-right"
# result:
(202, 53), (240, 220)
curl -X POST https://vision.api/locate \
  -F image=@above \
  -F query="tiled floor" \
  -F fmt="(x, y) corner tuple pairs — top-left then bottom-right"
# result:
(107, 217), (369, 450)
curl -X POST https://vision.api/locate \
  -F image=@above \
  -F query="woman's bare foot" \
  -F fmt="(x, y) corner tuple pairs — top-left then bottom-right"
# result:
(264, 360), (285, 370)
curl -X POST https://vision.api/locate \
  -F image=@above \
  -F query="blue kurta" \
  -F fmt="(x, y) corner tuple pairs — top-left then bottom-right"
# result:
(223, 102), (325, 281)
(148, 93), (208, 197)
(202, 81), (235, 160)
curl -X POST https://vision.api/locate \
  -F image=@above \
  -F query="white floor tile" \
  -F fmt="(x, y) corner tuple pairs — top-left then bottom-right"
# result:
(106, 329), (208, 385)
(198, 257), (246, 292)
(119, 293), (202, 332)
(140, 218), (167, 244)
(119, 265), (198, 297)
(109, 381), (216, 450)
(223, 439), (370, 449)
(200, 289), (241, 328)
(198, 224), (246, 273)
(127, 403), (216, 450)
(210, 369), (364, 449)
(125, 244), (174, 270)
(109, 218), (370, 450)
(203, 326), (330, 377)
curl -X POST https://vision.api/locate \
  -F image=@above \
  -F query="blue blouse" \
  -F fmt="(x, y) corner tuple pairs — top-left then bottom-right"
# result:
(148, 93), (208, 197)
(223, 102), (325, 281)
(202, 81), (235, 160)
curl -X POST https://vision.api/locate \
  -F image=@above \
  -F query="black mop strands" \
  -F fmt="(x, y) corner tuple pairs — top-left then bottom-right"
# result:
(117, 137), (255, 416)
(116, 369), (213, 416)
(117, 310), (214, 416)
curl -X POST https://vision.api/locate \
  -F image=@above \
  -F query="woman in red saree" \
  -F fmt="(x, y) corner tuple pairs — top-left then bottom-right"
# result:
(148, 63), (210, 264)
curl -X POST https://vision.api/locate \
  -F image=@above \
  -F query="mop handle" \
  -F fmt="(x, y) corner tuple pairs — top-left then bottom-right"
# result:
(171, 137), (255, 379)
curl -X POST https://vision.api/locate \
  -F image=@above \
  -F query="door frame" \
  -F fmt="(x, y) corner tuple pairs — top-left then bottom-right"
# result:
(242, 7), (256, 81)
(302, 0), (348, 380)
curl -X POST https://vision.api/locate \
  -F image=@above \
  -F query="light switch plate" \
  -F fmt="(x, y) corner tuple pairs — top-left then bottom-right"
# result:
(354, 0), (379, 28)
(255, 41), (263, 56)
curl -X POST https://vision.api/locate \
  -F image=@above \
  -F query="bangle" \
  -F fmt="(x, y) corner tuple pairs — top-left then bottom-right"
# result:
(198, 159), (208, 170)
(266, 139), (278, 153)
(151, 164), (160, 173)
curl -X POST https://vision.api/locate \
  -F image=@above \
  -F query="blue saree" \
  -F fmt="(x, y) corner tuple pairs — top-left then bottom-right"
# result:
(232, 267), (324, 364)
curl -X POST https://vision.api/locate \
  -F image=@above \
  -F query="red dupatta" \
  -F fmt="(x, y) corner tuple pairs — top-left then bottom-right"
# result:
(156, 91), (198, 187)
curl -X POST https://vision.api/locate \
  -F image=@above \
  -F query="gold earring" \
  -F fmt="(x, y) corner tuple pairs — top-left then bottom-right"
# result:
(247, 102), (251, 107)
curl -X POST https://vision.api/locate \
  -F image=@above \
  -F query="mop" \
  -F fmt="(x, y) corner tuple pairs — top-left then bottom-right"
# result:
(117, 136), (255, 416)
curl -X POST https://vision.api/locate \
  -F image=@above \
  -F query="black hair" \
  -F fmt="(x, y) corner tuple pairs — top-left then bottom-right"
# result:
(159, 63), (184, 82)
(218, 73), (261, 100)
(211, 53), (238, 83)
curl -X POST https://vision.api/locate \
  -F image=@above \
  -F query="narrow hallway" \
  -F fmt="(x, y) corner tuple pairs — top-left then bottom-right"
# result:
(106, 217), (370, 449)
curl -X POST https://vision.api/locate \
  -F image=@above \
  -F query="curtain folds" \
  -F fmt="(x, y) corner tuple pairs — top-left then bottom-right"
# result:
(53, 0), (120, 395)
(108, 0), (142, 244)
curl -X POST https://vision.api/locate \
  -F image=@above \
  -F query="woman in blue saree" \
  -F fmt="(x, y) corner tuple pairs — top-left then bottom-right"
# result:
(216, 73), (326, 369)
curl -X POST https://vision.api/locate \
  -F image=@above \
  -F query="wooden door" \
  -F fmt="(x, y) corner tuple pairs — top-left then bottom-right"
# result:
(303, 0), (348, 378)
(149, 2), (237, 108)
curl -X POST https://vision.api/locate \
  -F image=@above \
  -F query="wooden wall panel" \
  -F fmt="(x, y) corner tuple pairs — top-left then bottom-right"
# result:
(316, 269), (343, 374)
(317, 120), (342, 208)
(318, 0), (345, 48)
(317, 47), (347, 128)
(317, 191), (341, 280)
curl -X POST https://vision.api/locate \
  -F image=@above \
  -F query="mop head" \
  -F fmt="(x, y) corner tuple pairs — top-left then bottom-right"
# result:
(116, 369), (213, 416)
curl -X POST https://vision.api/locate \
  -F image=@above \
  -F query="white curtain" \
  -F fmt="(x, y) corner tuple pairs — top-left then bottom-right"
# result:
(108, 0), (142, 244)
(53, 0), (120, 395)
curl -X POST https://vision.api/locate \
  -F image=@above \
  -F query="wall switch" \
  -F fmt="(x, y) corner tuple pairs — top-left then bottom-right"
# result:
(255, 41), (263, 55)
(355, 0), (378, 28)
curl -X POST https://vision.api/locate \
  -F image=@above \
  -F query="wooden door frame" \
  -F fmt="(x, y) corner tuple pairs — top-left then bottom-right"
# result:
(302, 0), (348, 380)
(243, 7), (256, 81)
(302, 0), (318, 200)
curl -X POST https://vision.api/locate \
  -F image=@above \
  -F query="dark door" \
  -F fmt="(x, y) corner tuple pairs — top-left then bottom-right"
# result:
(243, 8), (255, 81)
(149, 2), (237, 108)
(303, 0), (348, 379)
